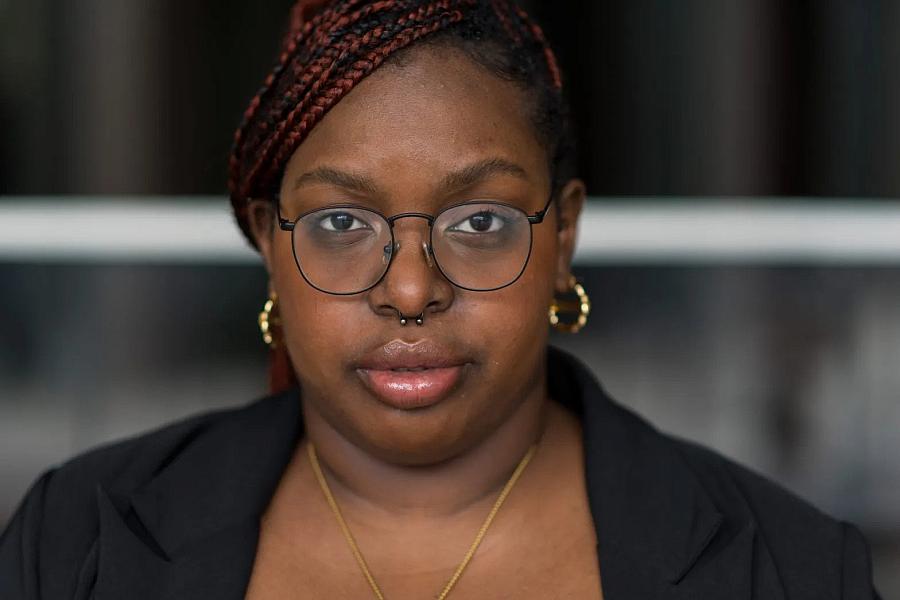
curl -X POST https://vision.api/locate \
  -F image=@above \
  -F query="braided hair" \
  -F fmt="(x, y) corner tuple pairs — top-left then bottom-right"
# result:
(228, 0), (576, 249)
(228, 0), (577, 393)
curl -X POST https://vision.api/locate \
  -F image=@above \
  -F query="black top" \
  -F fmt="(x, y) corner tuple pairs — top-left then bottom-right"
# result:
(0, 346), (881, 599)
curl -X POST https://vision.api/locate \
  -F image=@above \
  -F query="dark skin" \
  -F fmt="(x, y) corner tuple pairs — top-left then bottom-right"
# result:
(244, 45), (602, 599)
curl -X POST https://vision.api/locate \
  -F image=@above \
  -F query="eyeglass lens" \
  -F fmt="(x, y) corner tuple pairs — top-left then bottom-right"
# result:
(291, 203), (533, 294)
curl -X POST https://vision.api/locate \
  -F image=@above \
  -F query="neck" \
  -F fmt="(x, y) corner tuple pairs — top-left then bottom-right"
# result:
(300, 384), (549, 521)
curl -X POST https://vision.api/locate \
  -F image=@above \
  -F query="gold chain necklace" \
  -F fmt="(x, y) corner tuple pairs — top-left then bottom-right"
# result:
(307, 441), (538, 600)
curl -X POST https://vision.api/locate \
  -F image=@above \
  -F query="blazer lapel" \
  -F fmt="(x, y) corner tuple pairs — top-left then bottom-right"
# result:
(92, 487), (260, 600)
(547, 346), (785, 599)
(92, 392), (303, 600)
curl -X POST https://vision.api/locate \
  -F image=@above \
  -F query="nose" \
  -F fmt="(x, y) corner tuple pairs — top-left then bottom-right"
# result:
(367, 217), (453, 323)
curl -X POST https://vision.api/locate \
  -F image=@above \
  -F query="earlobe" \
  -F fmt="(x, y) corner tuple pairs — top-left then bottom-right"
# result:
(554, 178), (586, 292)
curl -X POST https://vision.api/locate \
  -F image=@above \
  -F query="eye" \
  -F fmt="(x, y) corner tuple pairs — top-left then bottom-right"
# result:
(449, 210), (505, 233)
(318, 212), (369, 232)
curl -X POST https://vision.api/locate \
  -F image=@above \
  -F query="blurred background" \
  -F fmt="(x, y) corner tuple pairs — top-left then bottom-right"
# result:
(1, 0), (898, 595)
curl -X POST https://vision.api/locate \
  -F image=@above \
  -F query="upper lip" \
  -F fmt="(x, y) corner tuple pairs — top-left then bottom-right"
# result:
(354, 339), (471, 371)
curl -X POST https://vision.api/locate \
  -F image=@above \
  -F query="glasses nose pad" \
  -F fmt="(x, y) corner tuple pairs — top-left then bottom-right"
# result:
(382, 240), (397, 266)
(421, 241), (434, 268)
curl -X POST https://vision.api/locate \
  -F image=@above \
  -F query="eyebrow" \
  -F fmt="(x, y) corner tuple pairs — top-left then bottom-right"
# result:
(437, 157), (529, 192)
(291, 157), (529, 198)
(292, 167), (381, 196)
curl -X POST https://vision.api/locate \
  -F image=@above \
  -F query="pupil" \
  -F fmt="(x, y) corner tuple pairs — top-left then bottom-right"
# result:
(330, 213), (354, 230)
(469, 213), (493, 232)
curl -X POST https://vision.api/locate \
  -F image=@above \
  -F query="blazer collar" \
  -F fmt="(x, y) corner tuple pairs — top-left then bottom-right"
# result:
(546, 346), (724, 587)
(95, 345), (731, 597)
(92, 394), (303, 598)
(128, 391), (303, 557)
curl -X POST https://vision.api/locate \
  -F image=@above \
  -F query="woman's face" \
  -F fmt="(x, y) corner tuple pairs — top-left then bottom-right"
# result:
(251, 46), (584, 465)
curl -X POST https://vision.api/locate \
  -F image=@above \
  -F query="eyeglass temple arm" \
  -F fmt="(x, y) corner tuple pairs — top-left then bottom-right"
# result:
(271, 195), (295, 231)
(527, 193), (556, 224)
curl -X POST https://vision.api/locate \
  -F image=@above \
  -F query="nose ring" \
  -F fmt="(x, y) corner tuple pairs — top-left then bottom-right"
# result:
(398, 311), (425, 326)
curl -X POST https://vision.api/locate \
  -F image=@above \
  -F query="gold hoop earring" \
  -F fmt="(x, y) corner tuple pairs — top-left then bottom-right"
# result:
(258, 291), (281, 347)
(549, 275), (591, 333)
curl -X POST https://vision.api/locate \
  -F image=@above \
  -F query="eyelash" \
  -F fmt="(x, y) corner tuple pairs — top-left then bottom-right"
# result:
(447, 209), (506, 233)
(317, 212), (370, 231)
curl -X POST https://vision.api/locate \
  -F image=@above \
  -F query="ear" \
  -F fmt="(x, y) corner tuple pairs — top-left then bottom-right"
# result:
(247, 199), (277, 276)
(554, 178), (586, 293)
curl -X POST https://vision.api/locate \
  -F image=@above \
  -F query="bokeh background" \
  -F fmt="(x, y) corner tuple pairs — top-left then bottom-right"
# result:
(1, 0), (898, 595)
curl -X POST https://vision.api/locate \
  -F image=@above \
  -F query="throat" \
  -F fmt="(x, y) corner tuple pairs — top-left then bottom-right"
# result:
(297, 389), (550, 521)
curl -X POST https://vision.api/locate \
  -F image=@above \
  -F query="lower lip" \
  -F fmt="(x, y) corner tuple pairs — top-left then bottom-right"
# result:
(358, 365), (466, 410)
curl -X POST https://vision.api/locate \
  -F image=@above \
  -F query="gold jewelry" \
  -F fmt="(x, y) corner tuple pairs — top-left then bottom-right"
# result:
(258, 291), (281, 347)
(307, 441), (538, 600)
(548, 275), (591, 333)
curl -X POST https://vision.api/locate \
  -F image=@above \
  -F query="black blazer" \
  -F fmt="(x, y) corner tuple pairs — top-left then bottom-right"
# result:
(0, 346), (881, 599)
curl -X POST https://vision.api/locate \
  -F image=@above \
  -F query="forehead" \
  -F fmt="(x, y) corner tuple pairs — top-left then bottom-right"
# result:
(280, 45), (549, 193)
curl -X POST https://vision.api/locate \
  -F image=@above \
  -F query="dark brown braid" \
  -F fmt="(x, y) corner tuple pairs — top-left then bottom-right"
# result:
(228, 0), (576, 394)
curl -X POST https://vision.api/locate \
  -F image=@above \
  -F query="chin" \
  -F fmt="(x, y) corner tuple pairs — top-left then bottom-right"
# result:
(362, 399), (476, 463)
(333, 385), (498, 466)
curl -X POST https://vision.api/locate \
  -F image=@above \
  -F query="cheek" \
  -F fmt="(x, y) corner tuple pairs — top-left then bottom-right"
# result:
(270, 238), (359, 381)
(467, 246), (557, 362)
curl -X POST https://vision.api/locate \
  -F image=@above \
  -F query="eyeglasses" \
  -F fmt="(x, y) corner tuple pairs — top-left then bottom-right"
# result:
(275, 194), (555, 295)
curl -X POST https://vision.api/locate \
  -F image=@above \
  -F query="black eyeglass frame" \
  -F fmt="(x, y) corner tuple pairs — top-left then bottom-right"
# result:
(273, 193), (556, 296)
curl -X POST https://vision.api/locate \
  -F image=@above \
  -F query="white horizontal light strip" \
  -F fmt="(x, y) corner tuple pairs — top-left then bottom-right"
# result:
(0, 197), (259, 264)
(1, 196), (899, 265)
(575, 199), (900, 264)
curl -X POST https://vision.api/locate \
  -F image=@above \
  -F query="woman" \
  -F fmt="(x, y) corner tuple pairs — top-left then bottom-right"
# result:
(0, 1), (881, 598)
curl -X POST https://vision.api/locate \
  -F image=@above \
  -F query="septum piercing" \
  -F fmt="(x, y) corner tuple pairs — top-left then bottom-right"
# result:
(398, 311), (425, 326)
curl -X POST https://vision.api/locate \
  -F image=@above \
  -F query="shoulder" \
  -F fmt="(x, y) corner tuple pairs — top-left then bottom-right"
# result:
(660, 425), (878, 598)
(551, 346), (878, 597)
(0, 392), (295, 599)
(42, 393), (289, 501)
(669, 432), (840, 538)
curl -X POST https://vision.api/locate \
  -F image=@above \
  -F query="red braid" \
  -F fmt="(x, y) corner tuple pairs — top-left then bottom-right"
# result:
(268, 344), (299, 397)
(512, 3), (562, 89)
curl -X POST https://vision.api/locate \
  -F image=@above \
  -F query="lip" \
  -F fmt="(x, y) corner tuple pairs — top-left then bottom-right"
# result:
(358, 366), (466, 409)
(354, 340), (472, 410)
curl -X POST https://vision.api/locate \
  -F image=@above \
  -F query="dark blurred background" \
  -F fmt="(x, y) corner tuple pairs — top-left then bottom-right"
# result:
(1, 1), (898, 595)
(4, 0), (900, 196)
